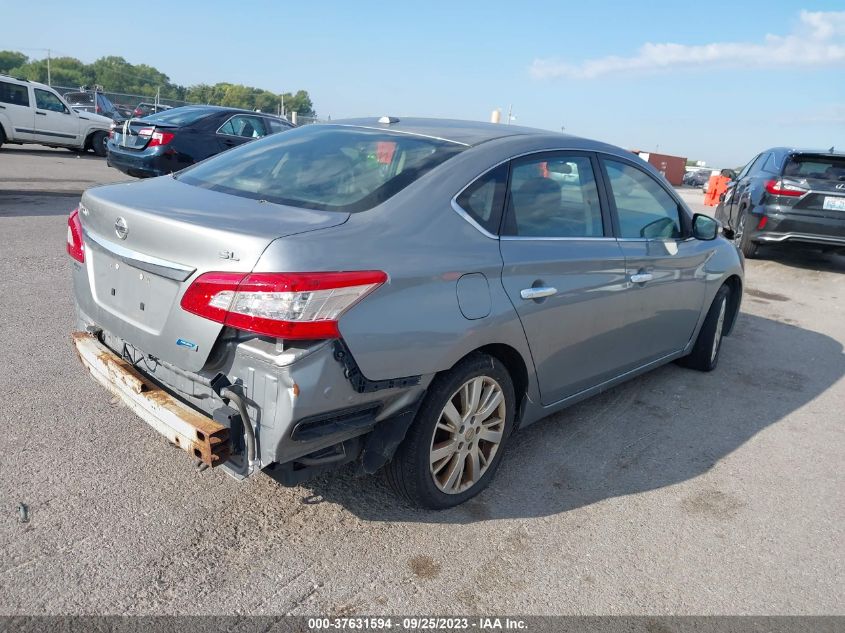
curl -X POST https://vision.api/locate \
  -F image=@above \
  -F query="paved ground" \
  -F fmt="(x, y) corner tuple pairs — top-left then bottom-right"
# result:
(0, 146), (843, 615)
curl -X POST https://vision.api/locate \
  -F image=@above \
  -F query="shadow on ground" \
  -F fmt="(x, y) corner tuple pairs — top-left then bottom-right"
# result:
(753, 245), (845, 274)
(0, 148), (103, 160)
(0, 192), (80, 216)
(292, 313), (844, 523)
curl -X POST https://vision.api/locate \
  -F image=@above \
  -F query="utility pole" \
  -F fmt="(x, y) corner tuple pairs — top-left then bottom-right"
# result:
(46, 48), (51, 86)
(506, 104), (513, 125)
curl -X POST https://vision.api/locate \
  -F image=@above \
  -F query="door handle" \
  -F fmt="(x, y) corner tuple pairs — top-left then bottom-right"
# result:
(520, 287), (557, 300)
(35, 111), (47, 116)
(629, 273), (653, 284)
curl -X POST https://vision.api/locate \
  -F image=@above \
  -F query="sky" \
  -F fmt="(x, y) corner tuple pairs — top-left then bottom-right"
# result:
(3, 0), (844, 167)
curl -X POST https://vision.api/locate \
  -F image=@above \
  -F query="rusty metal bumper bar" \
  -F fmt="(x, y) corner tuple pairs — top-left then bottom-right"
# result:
(72, 332), (231, 467)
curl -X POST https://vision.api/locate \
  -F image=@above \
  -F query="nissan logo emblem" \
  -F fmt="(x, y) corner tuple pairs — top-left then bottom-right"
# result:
(114, 217), (128, 240)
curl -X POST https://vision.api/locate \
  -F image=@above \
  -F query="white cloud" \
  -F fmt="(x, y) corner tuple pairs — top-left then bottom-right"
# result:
(530, 10), (845, 79)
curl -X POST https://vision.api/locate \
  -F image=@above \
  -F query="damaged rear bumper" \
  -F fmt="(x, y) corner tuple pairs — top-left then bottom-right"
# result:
(72, 332), (231, 467)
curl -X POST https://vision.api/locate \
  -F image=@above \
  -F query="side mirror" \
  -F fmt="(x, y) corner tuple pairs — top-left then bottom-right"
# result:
(692, 213), (719, 241)
(720, 168), (737, 180)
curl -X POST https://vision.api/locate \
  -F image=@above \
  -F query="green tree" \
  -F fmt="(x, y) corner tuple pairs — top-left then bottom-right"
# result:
(0, 51), (28, 74)
(0, 50), (316, 116)
(283, 90), (315, 117)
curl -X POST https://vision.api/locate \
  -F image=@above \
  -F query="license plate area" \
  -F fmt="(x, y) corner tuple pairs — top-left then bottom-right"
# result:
(91, 250), (178, 332)
(822, 196), (845, 211)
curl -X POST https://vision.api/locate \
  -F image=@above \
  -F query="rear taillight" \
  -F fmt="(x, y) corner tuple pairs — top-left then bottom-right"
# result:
(148, 131), (174, 147)
(765, 179), (806, 197)
(67, 208), (85, 263)
(180, 271), (388, 340)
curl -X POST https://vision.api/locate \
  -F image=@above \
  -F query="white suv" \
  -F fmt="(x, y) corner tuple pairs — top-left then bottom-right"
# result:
(0, 75), (113, 156)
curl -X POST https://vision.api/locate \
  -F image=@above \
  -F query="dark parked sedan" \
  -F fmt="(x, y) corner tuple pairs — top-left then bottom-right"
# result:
(106, 105), (293, 178)
(715, 148), (845, 257)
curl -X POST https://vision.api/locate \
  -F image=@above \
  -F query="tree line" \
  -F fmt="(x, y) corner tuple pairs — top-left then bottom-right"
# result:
(0, 51), (315, 116)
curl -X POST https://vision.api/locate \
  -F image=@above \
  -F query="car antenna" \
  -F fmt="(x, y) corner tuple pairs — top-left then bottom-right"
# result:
(829, 146), (835, 153)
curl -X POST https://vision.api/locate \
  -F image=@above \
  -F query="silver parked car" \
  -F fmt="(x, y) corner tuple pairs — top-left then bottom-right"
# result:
(69, 118), (744, 509)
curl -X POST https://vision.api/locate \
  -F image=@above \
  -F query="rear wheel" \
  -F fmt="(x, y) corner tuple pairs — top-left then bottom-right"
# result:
(677, 285), (730, 372)
(90, 131), (108, 157)
(386, 354), (515, 509)
(734, 210), (759, 258)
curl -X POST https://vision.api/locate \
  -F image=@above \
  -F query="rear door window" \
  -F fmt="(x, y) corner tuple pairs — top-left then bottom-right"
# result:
(502, 154), (605, 237)
(0, 81), (29, 107)
(218, 115), (269, 139)
(178, 125), (464, 213)
(736, 155), (759, 180)
(602, 159), (682, 239)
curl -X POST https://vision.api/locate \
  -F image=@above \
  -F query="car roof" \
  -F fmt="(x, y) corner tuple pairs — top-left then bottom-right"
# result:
(766, 147), (845, 158)
(169, 103), (282, 119)
(331, 117), (575, 147)
(0, 74), (51, 90)
(163, 104), (287, 118)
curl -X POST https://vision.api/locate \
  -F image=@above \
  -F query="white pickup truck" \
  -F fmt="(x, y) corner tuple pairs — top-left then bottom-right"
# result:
(0, 75), (113, 156)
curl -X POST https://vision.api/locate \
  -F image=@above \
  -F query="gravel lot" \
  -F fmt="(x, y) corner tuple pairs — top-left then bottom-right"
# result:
(0, 146), (843, 615)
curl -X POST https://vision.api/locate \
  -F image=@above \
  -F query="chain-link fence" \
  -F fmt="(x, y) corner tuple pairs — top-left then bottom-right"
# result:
(52, 85), (318, 123)
(52, 86), (190, 110)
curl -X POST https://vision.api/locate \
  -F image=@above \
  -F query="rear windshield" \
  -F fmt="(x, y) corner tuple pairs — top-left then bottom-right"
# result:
(140, 107), (211, 125)
(64, 93), (94, 104)
(177, 125), (465, 212)
(784, 155), (845, 182)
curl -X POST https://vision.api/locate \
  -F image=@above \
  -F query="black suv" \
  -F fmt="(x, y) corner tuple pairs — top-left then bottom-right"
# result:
(716, 148), (845, 257)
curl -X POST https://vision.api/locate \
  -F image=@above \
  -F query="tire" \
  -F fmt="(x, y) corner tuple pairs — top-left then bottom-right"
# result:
(0, 126), (5, 149)
(677, 285), (731, 372)
(385, 353), (516, 509)
(90, 131), (108, 157)
(734, 209), (759, 258)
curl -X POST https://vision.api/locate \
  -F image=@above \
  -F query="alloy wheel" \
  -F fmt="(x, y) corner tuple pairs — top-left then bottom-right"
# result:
(429, 376), (506, 494)
(711, 297), (727, 362)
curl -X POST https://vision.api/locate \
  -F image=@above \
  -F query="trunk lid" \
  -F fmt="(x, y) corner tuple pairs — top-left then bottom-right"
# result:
(112, 120), (177, 150)
(78, 177), (349, 371)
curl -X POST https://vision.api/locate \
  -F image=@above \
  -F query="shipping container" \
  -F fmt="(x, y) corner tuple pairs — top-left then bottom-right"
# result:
(633, 151), (688, 186)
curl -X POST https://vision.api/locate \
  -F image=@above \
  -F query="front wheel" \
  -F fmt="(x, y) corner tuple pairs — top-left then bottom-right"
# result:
(677, 285), (731, 372)
(90, 131), (108, 157)
(386, 354), (515, 509)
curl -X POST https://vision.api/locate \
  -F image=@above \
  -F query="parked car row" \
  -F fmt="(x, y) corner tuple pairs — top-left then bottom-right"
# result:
(69, 117), (744, 509)
(714, 148), (845, 258)
(61, 88), (177, 123)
